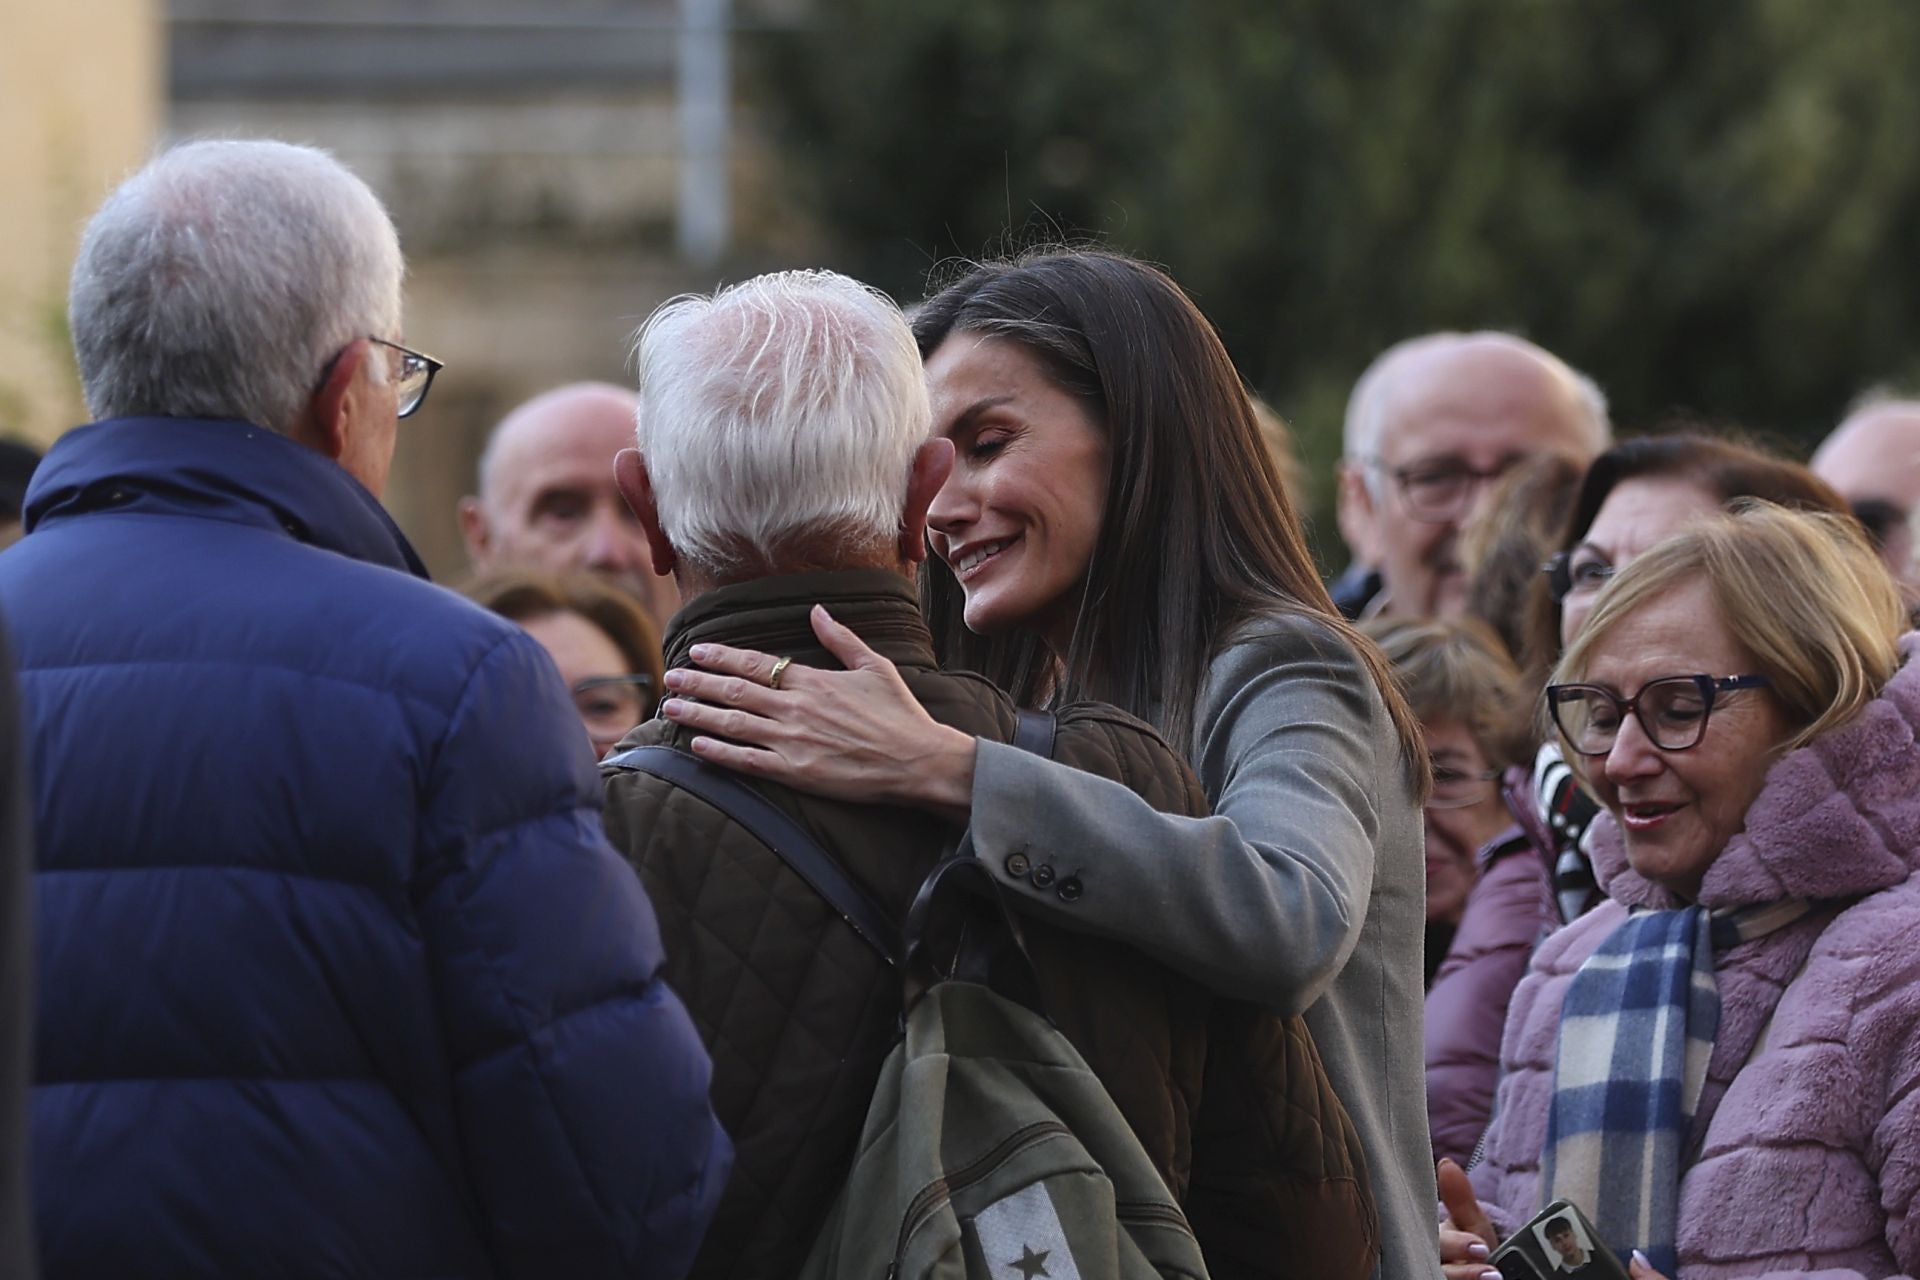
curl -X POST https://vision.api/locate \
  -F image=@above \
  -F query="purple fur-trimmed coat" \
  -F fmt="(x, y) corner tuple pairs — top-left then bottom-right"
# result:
(1468, 640), (1920, 1279)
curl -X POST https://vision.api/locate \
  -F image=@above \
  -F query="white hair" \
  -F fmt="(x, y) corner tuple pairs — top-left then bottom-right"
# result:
(1342, 331), (1611, 492)
(1838, 385), (1920, 423)
(68, 139), (402, 434)
(633, 269), (930, 577)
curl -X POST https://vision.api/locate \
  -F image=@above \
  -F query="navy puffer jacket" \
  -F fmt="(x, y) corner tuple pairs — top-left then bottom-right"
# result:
(2, 418), (730, 1280)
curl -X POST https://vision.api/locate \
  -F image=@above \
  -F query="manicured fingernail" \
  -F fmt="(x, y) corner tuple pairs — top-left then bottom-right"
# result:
(1468, 1242), (1490, 1260)
(1632, 1250), (1650, 1270)
(663, 669), (687, 690)
(661, 698), (686, 716)
(1480, 1270), (1502, 1280)
(690, 644), (711, 661)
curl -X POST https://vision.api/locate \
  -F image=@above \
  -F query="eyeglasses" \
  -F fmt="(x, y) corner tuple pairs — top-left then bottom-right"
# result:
(572, 674), (655, 752)
(1544, 673), (1771, 757)
(1542, 550), (1616, 604)
(1367, 456), (1512, 523)
(1426, 763), (1503, 810)
(367, 337), (444, 418)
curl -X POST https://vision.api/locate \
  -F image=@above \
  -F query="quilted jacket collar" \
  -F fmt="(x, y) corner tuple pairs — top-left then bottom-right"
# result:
(662, 568), (936, 674)
(1591, 634), (1920, 909)
(23, 416), (428, 579)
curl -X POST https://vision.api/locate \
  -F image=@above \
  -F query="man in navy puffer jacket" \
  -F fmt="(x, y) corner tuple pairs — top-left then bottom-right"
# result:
(0, 138), (731, 1279)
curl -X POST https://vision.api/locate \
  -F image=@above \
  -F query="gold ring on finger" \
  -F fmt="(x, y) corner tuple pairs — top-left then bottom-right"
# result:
(767, 656), (793, 691)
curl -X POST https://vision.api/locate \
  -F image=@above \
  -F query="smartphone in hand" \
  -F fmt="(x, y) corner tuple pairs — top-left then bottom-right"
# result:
(1487, 1198), (1630, 1280)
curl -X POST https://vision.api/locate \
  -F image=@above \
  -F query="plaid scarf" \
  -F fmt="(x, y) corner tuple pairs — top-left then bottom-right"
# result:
(1540, 900), (1810, 1275)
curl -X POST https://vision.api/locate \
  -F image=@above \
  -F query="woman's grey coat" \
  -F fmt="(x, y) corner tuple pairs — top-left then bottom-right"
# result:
(969, 611), (1438, 1280)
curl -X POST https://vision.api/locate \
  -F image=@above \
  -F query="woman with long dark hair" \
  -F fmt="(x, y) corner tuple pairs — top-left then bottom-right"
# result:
(658, 250), (1435, 1276)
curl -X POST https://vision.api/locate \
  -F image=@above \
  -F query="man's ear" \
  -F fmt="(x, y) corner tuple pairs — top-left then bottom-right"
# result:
(293, 339), (372, 465)
(899, 437), (955, 566)
(456, 496), (491, 566)
(614, 448), (677, 578)
(1335, 459), (1380, 567)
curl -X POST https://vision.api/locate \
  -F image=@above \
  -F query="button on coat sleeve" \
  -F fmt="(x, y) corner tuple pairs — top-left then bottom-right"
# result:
(970, 620), (1397, 1017)
(415, 631), (731, 1280)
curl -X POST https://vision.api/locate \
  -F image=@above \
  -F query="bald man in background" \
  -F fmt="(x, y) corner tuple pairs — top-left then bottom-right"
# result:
(1812, 396), (1920, 595)
(459, 383), (681, 625)
(1335, 332), (1611, 619)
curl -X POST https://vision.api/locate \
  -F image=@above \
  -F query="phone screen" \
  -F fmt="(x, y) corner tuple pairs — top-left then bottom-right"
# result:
(1487, 1199), (1630, 1280)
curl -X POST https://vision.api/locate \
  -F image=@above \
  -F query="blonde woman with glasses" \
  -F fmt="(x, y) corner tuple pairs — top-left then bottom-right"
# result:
(1439, 503), (1920, 1280)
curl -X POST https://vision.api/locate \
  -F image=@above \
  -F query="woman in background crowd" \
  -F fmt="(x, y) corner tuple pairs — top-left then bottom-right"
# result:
(1441, 504), (1920, 1280)
(657, 249), (1439, 1278)
(1363, 617), (1555, 1168)
(1518, 433), (1849, 925)
(1456, 453), (1584, 670)
(467, 571), (664, 758)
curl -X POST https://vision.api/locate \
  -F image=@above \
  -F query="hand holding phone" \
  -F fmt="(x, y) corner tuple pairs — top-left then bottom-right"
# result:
(1436, 1158), (1500, 1280)
(1488, 1199), (1629, 1280)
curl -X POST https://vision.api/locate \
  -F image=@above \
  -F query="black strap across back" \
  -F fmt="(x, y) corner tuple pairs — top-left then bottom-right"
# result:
(604, 707), (1058, 969)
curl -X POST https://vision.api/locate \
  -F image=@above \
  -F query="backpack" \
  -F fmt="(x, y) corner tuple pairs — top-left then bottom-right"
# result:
(606, 713), (1210, 1280)
(800, 854), (1211, 1280)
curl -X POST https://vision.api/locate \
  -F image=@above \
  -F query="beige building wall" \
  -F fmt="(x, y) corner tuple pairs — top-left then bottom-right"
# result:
(0, 0), (161, 446)
(0, 4), (798, 581)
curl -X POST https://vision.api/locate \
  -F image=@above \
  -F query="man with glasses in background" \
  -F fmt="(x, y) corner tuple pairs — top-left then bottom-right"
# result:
(0, 139), (727, 1280)
(1334, 331), (1611, 620)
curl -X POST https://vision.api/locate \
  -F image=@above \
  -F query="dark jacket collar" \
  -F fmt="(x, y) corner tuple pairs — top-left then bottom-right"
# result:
(663, 568), (936, 673)
(23, 417), (428, 578)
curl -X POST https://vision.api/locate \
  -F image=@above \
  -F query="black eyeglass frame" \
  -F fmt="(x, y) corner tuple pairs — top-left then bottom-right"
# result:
(1544, 672), (1771, 757)
(1364, 455), (1512, 524)
(1424, 764), (1505, 811)
(570, 674), (655, 699)
(570, 675), (658, 751)
(366, 336), (445, 419)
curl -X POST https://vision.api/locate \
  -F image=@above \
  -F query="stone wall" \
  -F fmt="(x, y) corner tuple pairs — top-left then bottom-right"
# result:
(0, 0), (160, 447)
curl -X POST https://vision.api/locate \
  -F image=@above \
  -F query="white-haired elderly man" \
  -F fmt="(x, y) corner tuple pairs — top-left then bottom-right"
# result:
(599, 271), (1282, 1279)
(0, 139), (728, 1280)
(1334, 332), (1612, 619)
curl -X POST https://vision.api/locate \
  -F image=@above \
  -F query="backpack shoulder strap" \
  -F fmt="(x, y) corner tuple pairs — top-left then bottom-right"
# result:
(605, 744), (900, 967)
(1011, 709), (1057, 758)
(901, 708), (1058, 1018)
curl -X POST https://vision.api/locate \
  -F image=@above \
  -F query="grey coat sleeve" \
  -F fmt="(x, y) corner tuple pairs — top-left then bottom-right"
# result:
(969, 615), (1396, 1017)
